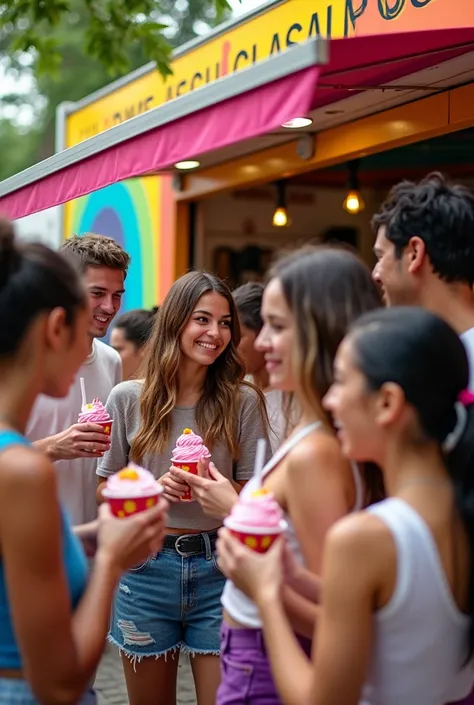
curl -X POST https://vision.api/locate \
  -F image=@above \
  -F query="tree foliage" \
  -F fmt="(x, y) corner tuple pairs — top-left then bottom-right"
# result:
(0, 0), (234, 180)
(0, 0), (232, 78)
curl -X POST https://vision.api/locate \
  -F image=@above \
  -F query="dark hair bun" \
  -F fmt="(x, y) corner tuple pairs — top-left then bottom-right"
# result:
(0, 218), (21, 289)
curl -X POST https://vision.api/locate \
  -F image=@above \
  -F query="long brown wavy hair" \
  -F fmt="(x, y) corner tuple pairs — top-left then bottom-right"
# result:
(270, 244), (385, 503)
(131, 271), (263, 462)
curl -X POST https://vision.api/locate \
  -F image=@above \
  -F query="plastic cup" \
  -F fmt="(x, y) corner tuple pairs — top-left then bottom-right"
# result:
(224, 517), (288, 554)
(171, 459), (198, 502)
(96, 420), (113, 436)
(102, 483), (163, 518)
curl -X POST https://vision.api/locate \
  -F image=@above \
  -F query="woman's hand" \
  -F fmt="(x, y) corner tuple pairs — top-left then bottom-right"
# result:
(159, 470), (188, 503)
(217, 528), (284, 604)
(170, 461), (239, 518)
(97, 497), (168, 572)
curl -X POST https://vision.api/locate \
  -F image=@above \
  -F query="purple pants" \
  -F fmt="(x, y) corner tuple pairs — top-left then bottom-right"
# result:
(217, 622), (312, 705)
(449, 694), (474, 705)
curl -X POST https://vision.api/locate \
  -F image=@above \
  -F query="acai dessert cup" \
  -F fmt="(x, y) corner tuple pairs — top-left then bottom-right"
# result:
(224, 487), (287, 553)
(78, 398), (113, 436)
(102, 464), (163, 518)
(171, 428), (211, 502)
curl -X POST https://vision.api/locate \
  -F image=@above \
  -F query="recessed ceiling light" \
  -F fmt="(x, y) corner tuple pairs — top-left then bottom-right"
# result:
(174, 160), (200, 170)
(281, 117), (313, 129)
(241, 165), (260, 175)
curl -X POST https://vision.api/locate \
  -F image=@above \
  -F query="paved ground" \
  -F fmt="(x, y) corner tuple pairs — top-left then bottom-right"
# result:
(95, 643), (197, 705)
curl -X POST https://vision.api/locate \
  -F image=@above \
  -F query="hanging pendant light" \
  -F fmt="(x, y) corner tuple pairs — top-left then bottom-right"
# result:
(272, 180), (289, 227)
(343, 160), (365, 215)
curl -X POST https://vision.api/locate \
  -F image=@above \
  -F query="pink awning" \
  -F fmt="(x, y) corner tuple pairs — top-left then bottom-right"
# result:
(1, 27), (474, 221)
(0, 42), (323, 220)
(312, 27), (474, 111)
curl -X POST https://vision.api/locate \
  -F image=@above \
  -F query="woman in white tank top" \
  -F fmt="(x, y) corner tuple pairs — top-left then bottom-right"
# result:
(219, 307), (474, 705)
(213, 246), (383, 705)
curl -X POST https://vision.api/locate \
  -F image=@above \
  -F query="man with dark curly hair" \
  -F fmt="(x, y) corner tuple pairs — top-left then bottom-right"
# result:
(372, 171), (474, 389)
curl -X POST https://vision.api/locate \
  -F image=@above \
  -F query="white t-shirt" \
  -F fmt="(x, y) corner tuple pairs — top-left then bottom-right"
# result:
(27, 339), (122, 525)
(461, 327), (474, 391)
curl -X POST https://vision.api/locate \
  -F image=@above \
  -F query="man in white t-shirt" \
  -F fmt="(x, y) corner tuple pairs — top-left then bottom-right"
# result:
(27, 234), (130, 525)
(371, 172), (474, 391)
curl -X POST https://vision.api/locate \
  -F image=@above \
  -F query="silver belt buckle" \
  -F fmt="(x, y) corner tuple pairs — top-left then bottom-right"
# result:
(175, 534), (195, 557)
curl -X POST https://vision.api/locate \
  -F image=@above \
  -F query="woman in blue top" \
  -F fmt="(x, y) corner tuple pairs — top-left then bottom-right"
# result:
(0, 219), (168, 705)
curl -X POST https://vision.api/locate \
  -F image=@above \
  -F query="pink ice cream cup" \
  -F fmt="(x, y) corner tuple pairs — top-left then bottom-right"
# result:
(78, 398), (113, 436)
(224, 488), (287, 553)
(171, 428), (211, 503)
(102, 464), (163, 518)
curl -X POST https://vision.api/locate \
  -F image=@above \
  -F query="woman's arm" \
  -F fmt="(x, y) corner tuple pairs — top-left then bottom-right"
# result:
(259, 519), (377, 705)
(218, 513), (385, 705)
(280, 586), (319, 640)
(0, 447), (166, 705)
(283, 544), (321, 604)
(281, 435), (350, 633)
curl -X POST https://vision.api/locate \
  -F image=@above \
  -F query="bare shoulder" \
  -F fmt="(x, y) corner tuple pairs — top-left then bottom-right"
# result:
(0, 445), (54, 496)
(286, 429), (347, 479)
(326, 510), (395, 568)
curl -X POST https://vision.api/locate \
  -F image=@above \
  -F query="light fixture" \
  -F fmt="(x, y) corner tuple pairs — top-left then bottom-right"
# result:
(281, 117), (313, 129)
(273, 207), (288, 227)
(174, 159), (200, 170)
(272, 180), (289, 227)
(342, 159), (365, 215)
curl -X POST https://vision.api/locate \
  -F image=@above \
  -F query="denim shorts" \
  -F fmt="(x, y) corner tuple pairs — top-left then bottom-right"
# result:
(109, 531), (225, 663)
(0, 678), (96, 704)
(217, 622), (312, 705)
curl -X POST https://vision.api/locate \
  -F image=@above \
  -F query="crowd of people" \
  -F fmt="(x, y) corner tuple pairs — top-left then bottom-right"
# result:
(1, 171), (474, 705)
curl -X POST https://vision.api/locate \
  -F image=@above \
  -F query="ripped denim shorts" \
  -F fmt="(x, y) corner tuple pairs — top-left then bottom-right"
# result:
(108, 530), (225, 664)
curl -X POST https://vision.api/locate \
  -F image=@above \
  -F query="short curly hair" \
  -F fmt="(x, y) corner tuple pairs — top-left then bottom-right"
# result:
(60, 233), (130, 277)
(372, 172), (474, 286)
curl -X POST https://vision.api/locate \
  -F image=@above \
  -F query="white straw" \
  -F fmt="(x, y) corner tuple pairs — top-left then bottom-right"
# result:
(80, 377), (87, 410)
(254, 438), (267, 487)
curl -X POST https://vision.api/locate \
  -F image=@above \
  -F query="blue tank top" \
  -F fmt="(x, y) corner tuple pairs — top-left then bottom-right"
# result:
(0, 430), (88, 669)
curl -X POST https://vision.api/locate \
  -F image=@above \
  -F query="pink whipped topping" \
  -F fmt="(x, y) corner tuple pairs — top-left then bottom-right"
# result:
(171, 428), (211, 463)
(228, 489), (284, 529)
(78, 398), (111, 424)
(103, 464), (161, 499)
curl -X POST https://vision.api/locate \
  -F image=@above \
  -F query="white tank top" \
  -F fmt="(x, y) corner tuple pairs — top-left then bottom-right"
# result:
(361, 498), (474, 705)
(222, 422), (364, 628)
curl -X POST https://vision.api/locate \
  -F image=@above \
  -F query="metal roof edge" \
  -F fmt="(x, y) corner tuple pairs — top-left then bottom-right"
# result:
(0, 38), (326, 199)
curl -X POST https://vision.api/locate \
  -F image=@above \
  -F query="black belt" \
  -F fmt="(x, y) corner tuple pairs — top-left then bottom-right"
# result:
(163, 530), (218, 556)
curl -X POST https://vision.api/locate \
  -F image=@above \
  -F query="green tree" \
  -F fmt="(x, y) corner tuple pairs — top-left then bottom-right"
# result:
(0, 0), (234, 179)
(0, 0), (232, 78)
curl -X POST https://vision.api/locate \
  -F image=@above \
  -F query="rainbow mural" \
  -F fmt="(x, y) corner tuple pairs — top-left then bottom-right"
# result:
(64, 176), (161, 312)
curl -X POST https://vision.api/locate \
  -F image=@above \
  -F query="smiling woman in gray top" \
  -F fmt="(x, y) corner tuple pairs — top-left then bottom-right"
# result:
(97, 271), (269, 705)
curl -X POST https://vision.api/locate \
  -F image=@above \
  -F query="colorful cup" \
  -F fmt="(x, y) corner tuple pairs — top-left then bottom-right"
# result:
(102, 485), (163, 518)
(224, 518), (288, 553)
(171, 459), (198, 502)
(96, 420), (113, 436)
